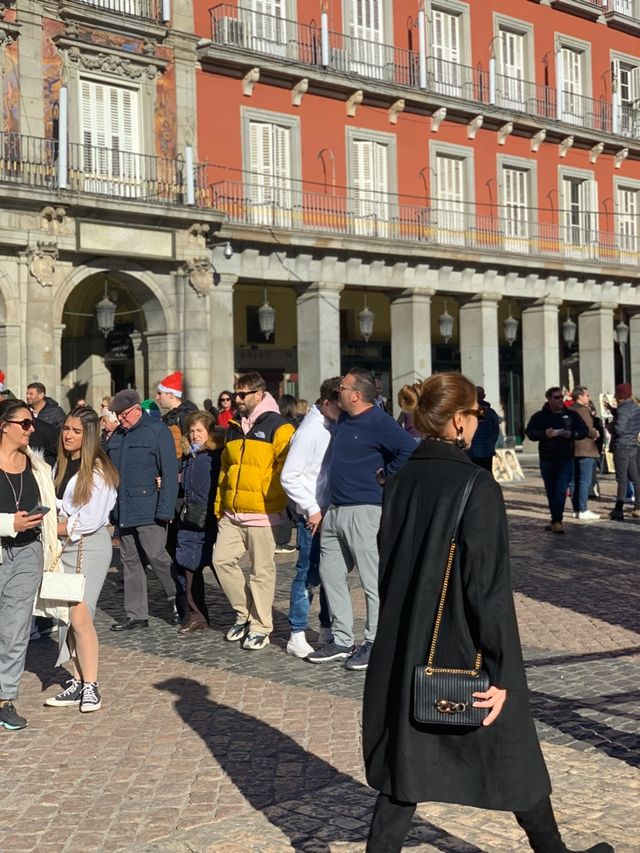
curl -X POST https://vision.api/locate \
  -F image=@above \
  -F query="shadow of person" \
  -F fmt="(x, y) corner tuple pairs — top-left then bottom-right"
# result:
(24, 635), (72, 693)
(154, 677), (485, 853)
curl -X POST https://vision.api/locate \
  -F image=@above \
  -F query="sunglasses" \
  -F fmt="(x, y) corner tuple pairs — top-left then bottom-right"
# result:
(460, 408), (486, 421)
(219, 397), (231, 402)
(234, 389), (260, 401)
(6, 418), (34, 430)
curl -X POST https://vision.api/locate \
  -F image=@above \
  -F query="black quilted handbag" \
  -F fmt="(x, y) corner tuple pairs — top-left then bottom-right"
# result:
(413, 470), (490, 727)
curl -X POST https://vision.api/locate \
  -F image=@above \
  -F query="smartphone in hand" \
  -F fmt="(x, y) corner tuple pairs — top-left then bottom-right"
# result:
(27, 505), (50, 516)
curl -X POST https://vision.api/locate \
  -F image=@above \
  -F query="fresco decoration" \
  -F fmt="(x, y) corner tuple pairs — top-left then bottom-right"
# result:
(43, 18), (64, 140)
(3, 38), (19, 134)
(155, 45), (176, 160)
(76, 27), (142, 54)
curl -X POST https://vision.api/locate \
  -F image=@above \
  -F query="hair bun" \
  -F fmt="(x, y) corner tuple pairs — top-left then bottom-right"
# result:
(397, 383), (420, 413)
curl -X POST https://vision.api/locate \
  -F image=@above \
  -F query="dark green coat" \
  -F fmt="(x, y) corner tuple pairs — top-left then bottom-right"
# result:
(363, 440), (551, 811)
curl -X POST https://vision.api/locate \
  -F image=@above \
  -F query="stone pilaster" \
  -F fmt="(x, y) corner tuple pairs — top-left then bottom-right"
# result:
(209, 273), (236, 394)
(521, 298), (561, 428)
(296, 282), (343, 404)
(578, 303), (616, 402)
(459, 293), (501, 408)
(389, 287), (433, 413)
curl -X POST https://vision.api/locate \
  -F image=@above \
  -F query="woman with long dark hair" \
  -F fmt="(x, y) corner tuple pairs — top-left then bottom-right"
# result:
(0, 399), (57, 731)
(215, 391), (234, 429)
(363, 374), (611, 853)
(44, 406), (119, 713)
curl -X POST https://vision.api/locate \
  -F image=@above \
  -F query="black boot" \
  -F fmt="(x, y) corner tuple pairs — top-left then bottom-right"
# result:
(514, 798), (613, 853)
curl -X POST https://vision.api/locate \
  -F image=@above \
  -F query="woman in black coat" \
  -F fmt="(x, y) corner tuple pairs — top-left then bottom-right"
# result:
(362, 373), (611, 853)
(175, 411), (222, 635)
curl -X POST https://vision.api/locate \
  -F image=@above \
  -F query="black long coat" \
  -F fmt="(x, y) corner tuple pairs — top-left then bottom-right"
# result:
(363, 440), (551, 811)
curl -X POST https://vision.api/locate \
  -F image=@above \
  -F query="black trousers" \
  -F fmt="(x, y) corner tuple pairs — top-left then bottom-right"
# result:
(366, 793), (566, 853)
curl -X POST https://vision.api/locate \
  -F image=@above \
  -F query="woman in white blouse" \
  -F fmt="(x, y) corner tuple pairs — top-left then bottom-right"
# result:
(44, 407), (118, 713)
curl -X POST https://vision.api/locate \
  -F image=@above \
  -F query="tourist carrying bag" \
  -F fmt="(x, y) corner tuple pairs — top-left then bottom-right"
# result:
(39, 526), (85, 603)
(413, 469), (490, 727)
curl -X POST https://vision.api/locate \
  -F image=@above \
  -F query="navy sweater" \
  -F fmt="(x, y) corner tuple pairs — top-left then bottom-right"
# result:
(329, 406), (416, 506)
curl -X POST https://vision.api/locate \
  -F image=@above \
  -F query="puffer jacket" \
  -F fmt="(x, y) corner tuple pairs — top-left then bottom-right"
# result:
(215, 405), (295, 517)
(162, 399), (198, 457)
(610, 398), (640, 449)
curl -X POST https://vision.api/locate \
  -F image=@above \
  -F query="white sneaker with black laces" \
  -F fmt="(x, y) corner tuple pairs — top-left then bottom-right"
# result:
(45, 678), (83, 707)
(80, 682), (102, 713)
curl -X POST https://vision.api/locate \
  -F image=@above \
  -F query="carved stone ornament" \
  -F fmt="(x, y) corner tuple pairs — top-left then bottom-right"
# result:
(186, 223), (210, 248)
(185, 258), (213, 297)
(29, 242), (59, 288)
(0, 26), (14, 46)
(40, 206), (66, 233)
(66, 46), (159, 80)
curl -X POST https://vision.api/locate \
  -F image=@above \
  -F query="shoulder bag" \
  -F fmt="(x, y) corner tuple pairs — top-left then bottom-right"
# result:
(413, 469), (490, 727)
(39, 524), (85, 603)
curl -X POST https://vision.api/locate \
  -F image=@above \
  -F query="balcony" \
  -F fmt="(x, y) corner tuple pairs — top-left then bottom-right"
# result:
(72, 0), (164, 21)
(209, 176), (639, 268)
(599, 0), (640, 33)
(0, 133), (209, 208)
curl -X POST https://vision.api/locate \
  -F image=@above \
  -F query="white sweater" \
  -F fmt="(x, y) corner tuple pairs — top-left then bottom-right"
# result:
(57, 470), (117, 541)
(280, 405), (333, 519)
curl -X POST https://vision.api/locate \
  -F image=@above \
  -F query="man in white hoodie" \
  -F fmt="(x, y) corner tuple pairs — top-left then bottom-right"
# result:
(280, 377), (341, 658)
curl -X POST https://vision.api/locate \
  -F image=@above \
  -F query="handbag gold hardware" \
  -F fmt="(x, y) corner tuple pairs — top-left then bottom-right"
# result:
(435, 699), (468, 714)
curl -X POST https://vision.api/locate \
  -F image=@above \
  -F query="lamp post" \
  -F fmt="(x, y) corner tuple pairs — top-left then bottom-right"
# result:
(438, 297), (454, 343)
(358, 294), (375, 342)
(562, 308), (577, 349)
(615, 312), (629, 383)
(258, 289), (276, 340)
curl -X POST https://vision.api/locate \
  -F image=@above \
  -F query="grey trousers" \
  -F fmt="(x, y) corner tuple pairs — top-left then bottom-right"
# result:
(319, 504), (382, 648)
(0, 540), (43, 700)
(614, 445), (640, 505)
(119, 523), (175, 620)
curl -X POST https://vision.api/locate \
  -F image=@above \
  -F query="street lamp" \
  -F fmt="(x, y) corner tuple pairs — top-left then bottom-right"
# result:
(438, 297), (454, 343)
(358, 294), (375, 342)
(615, 312), (629, 383)
(95, 279), (117, 337)
(562, 308), (577, 348)
(258, 288), (276, 340)
(503, 302), (518, 346)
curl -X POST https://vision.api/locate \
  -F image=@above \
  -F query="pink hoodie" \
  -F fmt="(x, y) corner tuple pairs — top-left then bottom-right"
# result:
(226, 392), (287, 527)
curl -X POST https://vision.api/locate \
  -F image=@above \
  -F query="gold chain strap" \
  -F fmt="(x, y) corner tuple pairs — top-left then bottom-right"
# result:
(424, 475), (482, 678)
(50, 520), (84, 575)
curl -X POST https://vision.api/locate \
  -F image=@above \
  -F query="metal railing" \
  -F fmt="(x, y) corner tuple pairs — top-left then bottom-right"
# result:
(598, 0), (640, 17)
(427, 56), (489, 103)
(75, 0), (163, 21)
(0, 132), (209, 207)
(209, 177), (640, 266)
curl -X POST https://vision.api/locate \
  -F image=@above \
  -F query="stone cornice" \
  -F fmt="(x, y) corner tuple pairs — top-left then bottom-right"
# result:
(54, 34), (168, 81)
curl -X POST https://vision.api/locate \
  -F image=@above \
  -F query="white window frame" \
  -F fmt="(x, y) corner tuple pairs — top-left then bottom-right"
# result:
(556, 33), (592, 127)
(249, 0), (297, 59)
(614, 176), (640, 259)
(427, 0), (472, 99)
(241, 107), (301, 229)
(429, 141), (474, 246)
(346, 126), (397, 238)
(342, 0), (393, 81)
(497, 155), (538, 254)
(558, 166), (598, 258)
(611, 49), (640, 138)
(493, 14), (535, 113)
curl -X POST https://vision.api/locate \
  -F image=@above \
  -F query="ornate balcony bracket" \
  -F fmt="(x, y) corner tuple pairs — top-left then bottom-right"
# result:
(346, 90), (363, 117)
(615, 148), (629, 169)
(186, 223), (210, 249)
(467, 115), (483, 140)
(243, 67), (260, 96)
(430, 107), (446, 133)
(498, 121), (513, 145)
(40, 206), (67, 234)
(292, 78), (308, 106)
(559, 136), (574, 158)
(530, 129), (546, 152)
(388, 99), (405, 125)
(590, 142), (604, 164)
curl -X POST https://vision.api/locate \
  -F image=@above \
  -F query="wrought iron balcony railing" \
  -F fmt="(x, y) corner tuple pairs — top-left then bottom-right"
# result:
(0, 133), (208, 207)
(75, 0), (164, 21)
(209, 176), (640, 267)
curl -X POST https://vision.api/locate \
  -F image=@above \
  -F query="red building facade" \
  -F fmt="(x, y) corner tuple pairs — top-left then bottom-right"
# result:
(195, 0), (640, 434)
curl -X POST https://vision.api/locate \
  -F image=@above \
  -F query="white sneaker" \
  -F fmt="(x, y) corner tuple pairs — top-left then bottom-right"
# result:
(318, 627), (334, 645)
(286, 631), (314, 659)
(578, 510), (601, 521)
(572, 512), (578, 518)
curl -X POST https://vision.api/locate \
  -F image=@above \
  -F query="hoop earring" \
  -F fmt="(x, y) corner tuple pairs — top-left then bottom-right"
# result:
(454, 425), (467, 450)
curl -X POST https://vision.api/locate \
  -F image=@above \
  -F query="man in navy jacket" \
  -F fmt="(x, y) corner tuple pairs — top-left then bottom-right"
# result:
(106, 389), (179, 630)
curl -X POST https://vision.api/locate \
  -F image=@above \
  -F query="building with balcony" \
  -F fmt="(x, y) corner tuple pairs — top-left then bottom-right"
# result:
(196, 0), (640, 435)
(0, 0), (223, 406)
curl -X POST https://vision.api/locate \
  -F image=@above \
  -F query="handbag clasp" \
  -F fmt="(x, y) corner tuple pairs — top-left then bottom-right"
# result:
(435, 699), (468, 715)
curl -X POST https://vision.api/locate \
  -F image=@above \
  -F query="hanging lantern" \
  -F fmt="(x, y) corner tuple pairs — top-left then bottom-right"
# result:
(438, 297), (454, 343)
(358, 294), (375, 342)
(258, 289), (276, 340)
(562, 309), (576, 348)
(95, 278), (117, 337)
(503, 302), (518, 346)
(615, 315), (629, 347)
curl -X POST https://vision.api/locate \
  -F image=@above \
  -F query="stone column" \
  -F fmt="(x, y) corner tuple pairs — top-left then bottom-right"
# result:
(578, 303), (616, 402)
(629, 314), (640, 393)
(209, 273), (236, 393)
(0, 323), (23, 400)
(13, 3), (45, 139)
(129, 331), (146, 398)
(459, 293), (501, 407)
(145, 330), (178, 393)
(296, 282), (343, 403)
(23, 249), (57, 390)
(181, 268), (213, 405)
(389, 287), (433, 413)
(521, 298), (561, 429)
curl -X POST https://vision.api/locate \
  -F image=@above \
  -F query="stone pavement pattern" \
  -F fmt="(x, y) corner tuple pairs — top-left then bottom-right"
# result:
(0, 468), (638, 853)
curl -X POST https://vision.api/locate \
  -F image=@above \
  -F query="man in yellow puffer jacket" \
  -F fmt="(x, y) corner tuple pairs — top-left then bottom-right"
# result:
(213, 372), (295, 650)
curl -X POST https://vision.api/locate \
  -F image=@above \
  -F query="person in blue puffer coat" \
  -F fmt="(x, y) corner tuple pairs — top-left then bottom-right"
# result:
(175, 410), (222, 635)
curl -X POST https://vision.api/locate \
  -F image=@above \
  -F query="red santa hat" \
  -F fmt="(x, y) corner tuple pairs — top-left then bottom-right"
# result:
(0, 371), (5, 392)
(157, 371), (183, 398)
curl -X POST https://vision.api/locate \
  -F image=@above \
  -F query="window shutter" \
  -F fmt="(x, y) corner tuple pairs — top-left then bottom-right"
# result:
(248, 119), (292, 224)
(502, 166), (529, 243)
(562, 47), (582, 95)
(349, 0), (383, 43)
(431, 9), (458, 64)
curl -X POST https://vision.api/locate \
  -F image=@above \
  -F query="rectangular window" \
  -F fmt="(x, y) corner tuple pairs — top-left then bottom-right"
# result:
(430, 8), (461, 96)
(501, 165), (530, 253)
(434, 153), (466, 245)
(351, 137), (390, 237)
(617, 185), (639, 255)
(79, 79), (140, 197)
(561, 175), (596, 253)
(348, 0), (385, 80)
(613, 59), (640, 138)
(498, 29), (525, 109)
(251, 0), (287, 57)
(560, 46), (585, 125)
(248, 119), (293, 227)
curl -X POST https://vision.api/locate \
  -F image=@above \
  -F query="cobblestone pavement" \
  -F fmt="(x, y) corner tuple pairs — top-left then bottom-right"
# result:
(1, 465), (638, 853)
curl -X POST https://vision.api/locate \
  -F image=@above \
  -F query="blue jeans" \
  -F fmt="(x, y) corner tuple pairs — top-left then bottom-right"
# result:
(540, 458), (573, 523)
(288, 518), (330, 632)
(571, 457), (596, 513)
